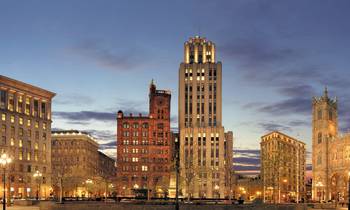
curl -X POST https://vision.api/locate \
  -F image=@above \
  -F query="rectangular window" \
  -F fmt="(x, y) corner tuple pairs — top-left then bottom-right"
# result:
(0, 90), (6, 109)
(34, 100), (39, 117)
(19, 117), (23, 125)
(1, 114), (5, 121)
(8, 94), (14, 111)
(41, 102), (46, 118)
(25, 98), (30, 115)
(10, 115), (15, 123)
(17, 95), (23, 113)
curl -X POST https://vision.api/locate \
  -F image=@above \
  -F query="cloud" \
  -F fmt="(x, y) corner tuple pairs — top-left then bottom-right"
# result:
(53, 94), (94, 106)
(53, 111), (116, 122)
(233, 149), (260, 174)
(71, 40), (147, 71)
(258, 122), (291, 133)
(99, 141), (116, 150)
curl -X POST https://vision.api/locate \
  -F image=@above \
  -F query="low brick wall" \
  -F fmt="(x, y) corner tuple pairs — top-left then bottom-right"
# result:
(39, 202), (310, 210)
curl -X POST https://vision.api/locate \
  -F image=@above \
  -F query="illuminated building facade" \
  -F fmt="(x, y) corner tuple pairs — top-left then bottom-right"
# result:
(178, 36), (233, 198)
(51, 130), (115, 197)
(311, 88), (350, 202)
(0, 75), (55, 199)
(116, 81), (171, 198)
(261, 131), (306, 203)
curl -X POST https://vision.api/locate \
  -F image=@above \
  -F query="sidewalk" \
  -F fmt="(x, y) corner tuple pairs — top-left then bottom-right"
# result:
(8, 206), (39, 210)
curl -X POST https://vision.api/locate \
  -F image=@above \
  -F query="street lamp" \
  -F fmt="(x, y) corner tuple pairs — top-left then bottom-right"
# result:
(33, 170), (42, 200)
(0, 153), (11, 210)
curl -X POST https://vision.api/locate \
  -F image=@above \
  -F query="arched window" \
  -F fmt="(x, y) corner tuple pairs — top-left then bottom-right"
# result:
(318, 109), (322, 120)
(317, 154), (322, 165)
(329, 110), (333, 121)
(318, 132), (322, 144)
(123, 122), (129, 128)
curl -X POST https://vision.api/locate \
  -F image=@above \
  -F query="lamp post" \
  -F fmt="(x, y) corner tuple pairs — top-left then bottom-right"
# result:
(0, 153), (12, 210)
(33, 170), (42, 200)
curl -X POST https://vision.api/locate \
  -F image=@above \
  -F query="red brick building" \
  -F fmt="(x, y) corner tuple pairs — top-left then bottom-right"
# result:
(116, 81), (171, 198)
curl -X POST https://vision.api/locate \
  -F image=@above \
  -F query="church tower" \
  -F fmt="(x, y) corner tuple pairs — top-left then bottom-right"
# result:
(312, 87), (338, 201)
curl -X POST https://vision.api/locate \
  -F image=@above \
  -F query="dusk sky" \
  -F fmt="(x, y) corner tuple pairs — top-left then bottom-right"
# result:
(1, 0), (350, 175)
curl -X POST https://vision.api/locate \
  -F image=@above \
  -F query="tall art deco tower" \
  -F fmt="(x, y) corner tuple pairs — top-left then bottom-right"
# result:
(179, 36), (233, 199)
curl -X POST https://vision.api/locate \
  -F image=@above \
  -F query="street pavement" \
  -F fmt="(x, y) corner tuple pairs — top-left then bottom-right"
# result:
(7, 206), (39, 210)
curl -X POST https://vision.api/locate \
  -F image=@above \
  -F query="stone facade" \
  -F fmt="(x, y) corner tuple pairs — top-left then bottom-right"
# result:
(116, 81), (171, 198)
(51, 130), (115, 197)
(261, 131), (306, 203)
(0, 75), (55, 199)
(178, 36), (233, 199)
(312, 88), (350, 202)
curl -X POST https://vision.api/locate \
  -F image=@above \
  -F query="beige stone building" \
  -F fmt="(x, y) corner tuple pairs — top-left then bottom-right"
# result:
(179, 36), (233, 199)
(52, 130), (115, 197)
(0, 75), (55, 199)
(312, 88), (350, 202)
(261, 131), (306, 203)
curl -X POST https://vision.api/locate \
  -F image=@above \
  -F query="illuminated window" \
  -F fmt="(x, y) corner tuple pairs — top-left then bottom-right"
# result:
(19, 117), (23, 125)
(132, 157), (139, 162)
(34, 152), (38, 161)
(19, 139), (23, 147)
(43, 123), (46, 130)
(25, 98), (30, 115)
(43, 143), (46, 152)
(8, 94), (14, 111)
(1, 114), (5, 121)
(34, 142), (39, 150)
(10, 138), (14, 146)
(19, 152), (23, 160)
(27, 152), (31, 161)
(18, 95), (23, 113)
(142, 165), (148, 171)
(27, 120), (31, 127)
(35, 121), (39, 128)
(10, 115), (15, 123)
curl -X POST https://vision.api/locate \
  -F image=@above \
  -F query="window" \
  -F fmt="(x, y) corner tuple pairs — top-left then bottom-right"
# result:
(27, 165), (31, 173)
(318, 132), (322, 144)
(142, 123), (148, 128)
(25, 98), (30, 115)
(10, 115), (15, 123)
(10, 138), (14, 146)
(27, 120), (31, 127)
(133, 123), (139, 128)
(1, 114), (5, 121)
(123, 123), (129, 128)
(19, 152), (23, 160)
(8, 94), (14, 111)
(329, 110), (333, 121)
(318, 110), (322, 120)
(34, 100), (39, 117)
(142, 165), (148, 171)
(19, 117), (23, 125)
(27, 152), (31, 161)
(18, 95), (23, 113)
(41, 102), (46, 118)
(19, 139), (23, 147)
(43, 123), (46, 130)
(0, 90), (6, 109)
(35, 121), (39, 128)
